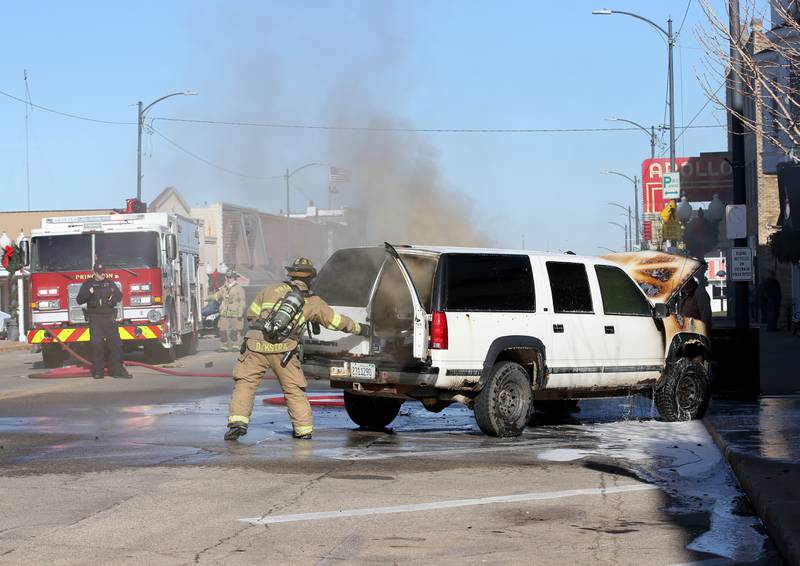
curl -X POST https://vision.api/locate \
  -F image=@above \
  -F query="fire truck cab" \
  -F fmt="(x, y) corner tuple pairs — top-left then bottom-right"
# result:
(25, 212), (202, 367)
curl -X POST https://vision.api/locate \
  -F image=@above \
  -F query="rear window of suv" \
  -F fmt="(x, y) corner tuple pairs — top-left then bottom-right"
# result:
(442, 254), (535, 311)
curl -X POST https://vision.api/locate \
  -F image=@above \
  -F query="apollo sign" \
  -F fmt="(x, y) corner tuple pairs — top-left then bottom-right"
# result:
(642, 153), (734, 215)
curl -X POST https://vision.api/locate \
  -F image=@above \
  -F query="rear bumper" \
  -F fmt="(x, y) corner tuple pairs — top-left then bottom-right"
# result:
(27, 324), (164, 344)
(303, 356), (438, 388)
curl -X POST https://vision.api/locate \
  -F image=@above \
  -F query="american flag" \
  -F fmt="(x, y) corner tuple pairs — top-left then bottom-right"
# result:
(329, 166), (351, 184)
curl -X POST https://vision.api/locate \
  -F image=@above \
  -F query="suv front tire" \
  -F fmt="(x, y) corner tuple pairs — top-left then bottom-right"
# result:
(474, 361), (533, 437)
(655, 357), (710, 422)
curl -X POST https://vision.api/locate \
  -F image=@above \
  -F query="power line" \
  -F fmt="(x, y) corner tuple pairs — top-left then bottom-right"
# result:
(676, 0), (693, 38)
(0, 87), (724, 134)
(0, 88), (134, 125)
(23, 71), (32, 211)
(660, 83), (724, 155)
(151, 115), (721, 134)
(150, 126), (285, 181)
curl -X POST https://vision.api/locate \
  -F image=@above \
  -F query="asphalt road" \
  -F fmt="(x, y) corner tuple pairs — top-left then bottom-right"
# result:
(0, 339), (783, 565)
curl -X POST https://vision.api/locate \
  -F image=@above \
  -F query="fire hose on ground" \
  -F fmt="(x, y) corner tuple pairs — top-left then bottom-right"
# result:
(26, 328), (345, 406)
(29, 327), (239, 379)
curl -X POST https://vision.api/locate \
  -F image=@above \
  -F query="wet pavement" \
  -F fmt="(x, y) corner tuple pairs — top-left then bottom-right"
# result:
(706, 397), (800, 462)
(0, 343), (786, 564)
(704, 396), (800, 565)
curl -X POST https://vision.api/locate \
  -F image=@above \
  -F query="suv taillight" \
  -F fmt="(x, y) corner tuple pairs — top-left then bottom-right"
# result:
(430, 311), (448, 350)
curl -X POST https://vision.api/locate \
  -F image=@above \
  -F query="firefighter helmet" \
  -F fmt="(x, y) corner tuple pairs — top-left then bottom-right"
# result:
(285, 257), (317, 279)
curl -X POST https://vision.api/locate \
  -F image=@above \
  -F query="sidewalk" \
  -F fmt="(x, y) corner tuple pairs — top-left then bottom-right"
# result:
(704, 327), (800, 565)
(0, 339), (32, 353)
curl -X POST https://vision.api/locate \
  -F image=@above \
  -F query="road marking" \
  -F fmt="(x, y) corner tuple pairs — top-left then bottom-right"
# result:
(240, 483), (659, 525)
(666, 558), (734, 566)
(324, 440), (569, 460)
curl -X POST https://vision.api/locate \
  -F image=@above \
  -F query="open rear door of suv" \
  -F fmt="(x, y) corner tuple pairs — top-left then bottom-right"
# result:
(384, 243), (431, 361)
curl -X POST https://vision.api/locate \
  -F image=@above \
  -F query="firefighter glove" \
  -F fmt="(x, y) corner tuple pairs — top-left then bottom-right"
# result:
(357, 323), (371, 336)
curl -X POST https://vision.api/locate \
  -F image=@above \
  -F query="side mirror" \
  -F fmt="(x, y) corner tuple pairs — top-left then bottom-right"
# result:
(19, 240), (30, 267)
(653, 303), (670, 319)
(165, 234), (177, 261)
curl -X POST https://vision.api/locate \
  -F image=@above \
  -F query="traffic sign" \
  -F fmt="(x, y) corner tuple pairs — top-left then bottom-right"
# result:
(725, 204), (747, 239)
(729, 247), (753, 281)
(662, 218), (682, 241)
(663, 171), (681, 199)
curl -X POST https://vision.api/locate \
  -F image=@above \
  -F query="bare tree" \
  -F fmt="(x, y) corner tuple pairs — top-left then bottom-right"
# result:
(699, 0), (800, 157)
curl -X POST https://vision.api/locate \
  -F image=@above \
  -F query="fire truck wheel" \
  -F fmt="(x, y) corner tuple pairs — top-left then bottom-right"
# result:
(143, 341), (176, 364)
(42, 345), (66, 368)
(177, 332), (198, 357)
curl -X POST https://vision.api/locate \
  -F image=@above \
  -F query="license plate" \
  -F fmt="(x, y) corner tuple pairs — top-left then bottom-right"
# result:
(350, 362), (376, 380)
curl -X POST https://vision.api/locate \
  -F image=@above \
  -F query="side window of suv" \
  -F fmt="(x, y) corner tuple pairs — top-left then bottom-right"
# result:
(595, 265), (652, 316)
(444, 254), (534, 311)
(546, 262), (593, 313)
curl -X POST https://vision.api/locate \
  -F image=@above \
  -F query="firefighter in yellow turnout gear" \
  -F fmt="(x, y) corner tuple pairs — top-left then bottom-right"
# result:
(225, 258), (368, 440)
(212, 271), (246, 351)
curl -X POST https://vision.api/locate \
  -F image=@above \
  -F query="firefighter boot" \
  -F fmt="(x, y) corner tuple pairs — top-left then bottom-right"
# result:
(224, 423), (248, 441)
(112, 366), (132, 379)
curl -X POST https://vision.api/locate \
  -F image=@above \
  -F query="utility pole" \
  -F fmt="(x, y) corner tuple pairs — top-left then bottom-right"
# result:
(135, 91), (197, 202)
(137, 101), (143, 201)
(285, 168), (291, 264)
(650, 126), (656, 160)
(729, 0), (749, 330)
(667, 17), (676, 172)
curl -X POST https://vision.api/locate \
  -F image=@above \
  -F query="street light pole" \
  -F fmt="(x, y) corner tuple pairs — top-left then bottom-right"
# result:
(606, 117), (657, 159)
(603, 170), (640, 248)
(136, 91), (197, 201)
(284, 162), (326, 263)
(609, 221), (628, 252)
(608, 203), (632, 252)
(667, 17), (676, 172)
(593, 9), (676, 172)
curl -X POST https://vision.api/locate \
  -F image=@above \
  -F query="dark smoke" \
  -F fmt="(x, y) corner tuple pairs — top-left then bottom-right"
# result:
(329, 113), (488, 247)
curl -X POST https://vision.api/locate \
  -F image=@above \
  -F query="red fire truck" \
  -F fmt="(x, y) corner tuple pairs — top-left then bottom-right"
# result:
(24, 211), (202, 367)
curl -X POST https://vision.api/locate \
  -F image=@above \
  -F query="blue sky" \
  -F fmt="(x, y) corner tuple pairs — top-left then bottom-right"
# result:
(0, 0), (732, 253)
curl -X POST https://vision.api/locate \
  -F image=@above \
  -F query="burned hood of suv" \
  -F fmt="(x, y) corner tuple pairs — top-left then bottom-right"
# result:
(602, 251), (703, 305)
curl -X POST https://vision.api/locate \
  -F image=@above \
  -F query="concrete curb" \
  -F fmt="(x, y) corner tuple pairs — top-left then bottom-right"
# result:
(0, 342), (33, 353)
(703, 415), (800, 566)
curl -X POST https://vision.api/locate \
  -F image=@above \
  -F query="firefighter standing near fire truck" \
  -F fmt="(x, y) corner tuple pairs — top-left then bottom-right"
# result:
(76, 263), (132, 379)
(211, 271), (246, 352)
(225, 257), (369, 441)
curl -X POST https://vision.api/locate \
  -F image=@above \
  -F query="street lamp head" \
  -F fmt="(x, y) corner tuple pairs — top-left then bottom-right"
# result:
(183, 91), (199, 96)
(592, 9), (613, 15)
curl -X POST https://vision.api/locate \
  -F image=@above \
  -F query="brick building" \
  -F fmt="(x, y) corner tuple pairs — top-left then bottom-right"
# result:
(743, 15), (799, 322)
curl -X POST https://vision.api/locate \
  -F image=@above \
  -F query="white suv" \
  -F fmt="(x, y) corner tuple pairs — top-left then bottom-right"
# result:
(303, 244), (710, 437)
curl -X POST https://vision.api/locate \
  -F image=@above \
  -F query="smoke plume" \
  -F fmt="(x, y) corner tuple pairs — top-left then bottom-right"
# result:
(329, 113), (487, 247)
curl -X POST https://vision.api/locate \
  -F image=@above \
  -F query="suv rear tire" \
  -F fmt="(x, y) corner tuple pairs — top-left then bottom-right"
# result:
(343, 391), (403, 429)
(655, 357), (710, 422)
(475, 362), (533, 437)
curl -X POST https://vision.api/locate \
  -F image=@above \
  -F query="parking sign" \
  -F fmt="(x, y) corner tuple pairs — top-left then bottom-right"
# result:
(663, 171), (681, 199)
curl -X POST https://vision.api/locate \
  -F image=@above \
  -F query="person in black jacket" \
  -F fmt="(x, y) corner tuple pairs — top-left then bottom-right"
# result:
(679, 276), (713, 331)
(76, 263), (131, 379)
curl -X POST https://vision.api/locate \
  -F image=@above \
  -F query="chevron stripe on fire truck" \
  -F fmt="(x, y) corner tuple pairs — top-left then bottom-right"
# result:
(28, 325), (164, 344)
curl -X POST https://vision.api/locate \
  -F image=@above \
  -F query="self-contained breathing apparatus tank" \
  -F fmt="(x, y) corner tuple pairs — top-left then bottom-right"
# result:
(260, 289), (306, 343)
